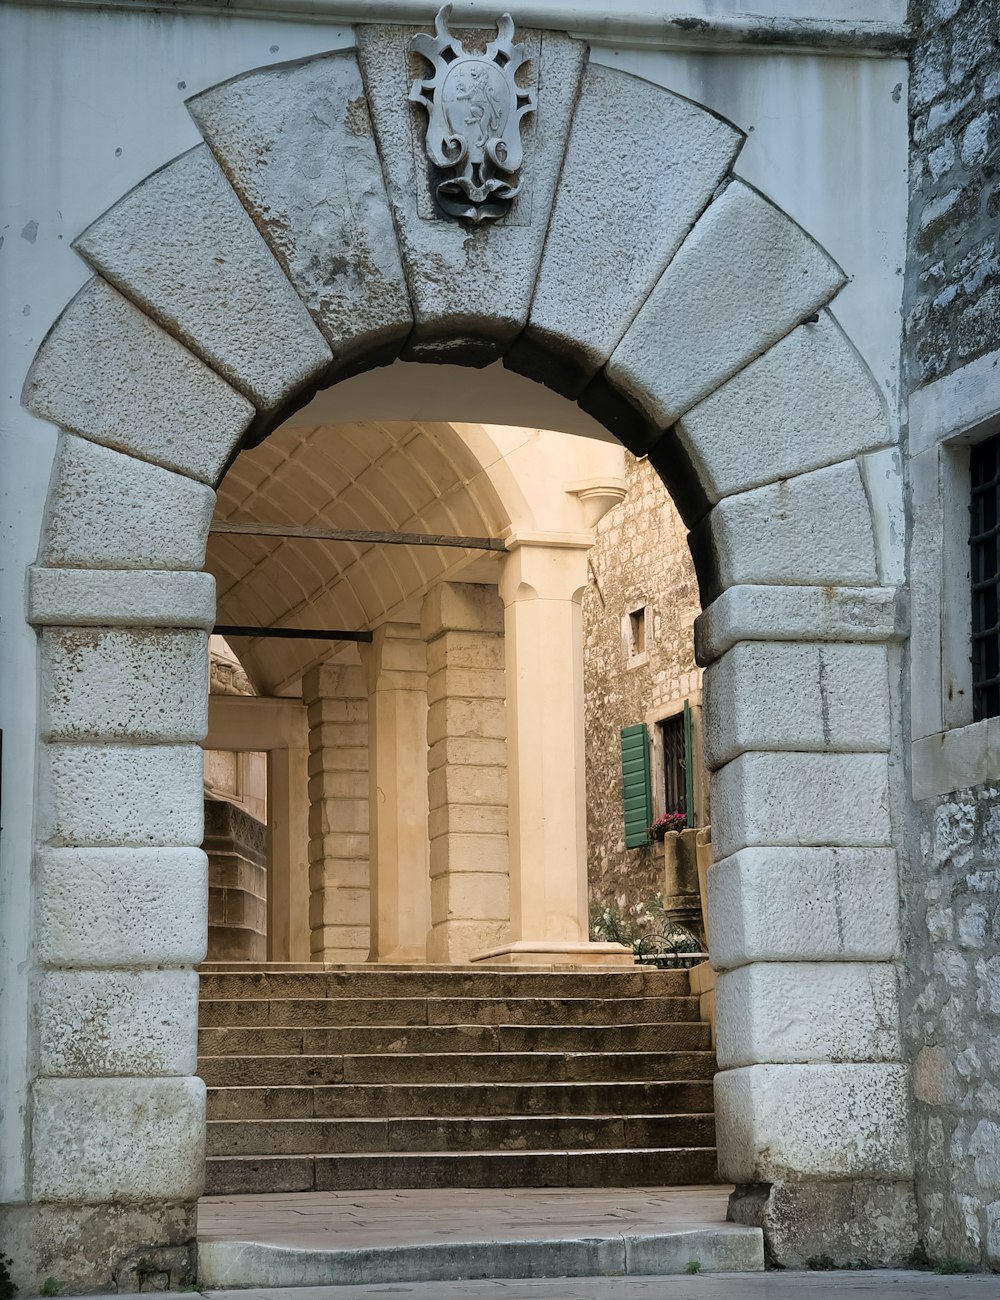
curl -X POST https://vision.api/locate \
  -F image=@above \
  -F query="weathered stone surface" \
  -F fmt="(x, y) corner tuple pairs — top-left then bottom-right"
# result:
(35, 847), (207, 968)
(40, 627), (208, 743)
(28, 567), (216, 629)
(694, 584), (907, 667)
(37, 970), (198, 1076)
(708, 847), (900, 969)
(31, 1076), (205, 1201)
(189, 51), (411, 372)
(711, 751), (892, 861)
(74, 145), (331, 409)
(356, 23), (585, 364)
(22, 277), (253, 482)
(39, 744), (204, 847)
(515, 64), (742, 395)
(693, 461), (879, 600)
(703, 642), (891, 769)
(715, 1062), (913, 1182)
(606, 179), (846, 428)
(716, 962), (901, 1069)
(40, 436), (215, 571)
(678, 312), (892, 502)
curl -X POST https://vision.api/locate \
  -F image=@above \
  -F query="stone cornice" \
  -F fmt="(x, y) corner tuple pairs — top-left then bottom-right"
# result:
(15, 1), (911, 57)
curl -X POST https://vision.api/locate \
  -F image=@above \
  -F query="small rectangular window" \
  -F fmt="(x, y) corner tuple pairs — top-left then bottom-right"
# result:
(658, 702), (694, 825)
(629, 607), (646, 656)
(970, 434), (1000, 720)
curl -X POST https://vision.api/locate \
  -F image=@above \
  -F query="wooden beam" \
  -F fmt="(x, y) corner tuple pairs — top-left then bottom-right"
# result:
(211, 520), (507, 552)
(215, 625), (374, 643)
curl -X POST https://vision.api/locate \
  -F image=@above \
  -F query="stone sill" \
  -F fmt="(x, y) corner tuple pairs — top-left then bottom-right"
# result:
(911, 718), (1000, 800)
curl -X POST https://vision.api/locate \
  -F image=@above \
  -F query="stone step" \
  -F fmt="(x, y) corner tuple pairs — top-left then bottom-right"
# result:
(204, 1146), (720, 1194)
(206, 1079), (716, 1120)
(200, 967), (691, 1001)
(197, 1020), (711, 1057)
(199, 1050), (717, 1087)
(205, 1112), (716, 1157)
(199, 995), (700, 1028)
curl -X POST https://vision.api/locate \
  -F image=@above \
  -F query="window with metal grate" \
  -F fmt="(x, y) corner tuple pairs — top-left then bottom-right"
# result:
(658, 702), (695, 827)
(971, 432), (1000, 721)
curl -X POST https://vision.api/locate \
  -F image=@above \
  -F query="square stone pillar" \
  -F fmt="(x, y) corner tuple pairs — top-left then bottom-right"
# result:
(265, 745), (310, 962)
(302, 660), (370, 962)
(361, 623), (431, 963)
(421, 582), (511, 963)
(477, 542), (631, 966)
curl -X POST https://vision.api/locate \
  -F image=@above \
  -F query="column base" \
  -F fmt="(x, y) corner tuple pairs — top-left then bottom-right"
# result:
(469, 940), (634, 967)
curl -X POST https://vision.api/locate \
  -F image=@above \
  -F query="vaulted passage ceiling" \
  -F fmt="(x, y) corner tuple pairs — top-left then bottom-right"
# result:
(208, 419), (510, 695)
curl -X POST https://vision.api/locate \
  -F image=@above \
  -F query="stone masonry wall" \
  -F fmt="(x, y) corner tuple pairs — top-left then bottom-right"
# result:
(583, 454), (702, 928)
(904, 0), (1000, 1269)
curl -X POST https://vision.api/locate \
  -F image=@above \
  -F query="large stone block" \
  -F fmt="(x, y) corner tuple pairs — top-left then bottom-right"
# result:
(715, 1063), (913, 1183)
(40, 628), (208, 743)
(694, 584), (907, 667)
(190, 51), (410, 373)
(678, 312), (892, 502)
(711, 751), (891, 861)
(22, 277), (253, 482)
(694, 461), (879, 599)
(28, 567), (216, 630)
(39, 744), (204, 847)
(708, 846), (900, 968)
(606, 179), (845, 428)
(32, 1076), (205, 1201)
(514, 64), (742, 395)
(431, 870), (510, 921)
(703, 642), (890, 769)
(715, 962), (901, 1069)
(35, 847), (207, 968)
(37, 970), (198, 1077)
(74, 145), (331, 410)
(356, 24), (585, 363)
(40, 436), (215, 571)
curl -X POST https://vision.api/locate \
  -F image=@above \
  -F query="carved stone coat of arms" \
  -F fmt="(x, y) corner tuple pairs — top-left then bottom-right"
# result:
(409, 5), (536, 223)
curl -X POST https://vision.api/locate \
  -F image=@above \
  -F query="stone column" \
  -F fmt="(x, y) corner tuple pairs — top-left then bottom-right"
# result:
(361, 623), (431, 963)
(266, 745), (310, 962)
(477, 542), (632, 966)
(302, 661), (370, 963)
(422, 582), (510, 963)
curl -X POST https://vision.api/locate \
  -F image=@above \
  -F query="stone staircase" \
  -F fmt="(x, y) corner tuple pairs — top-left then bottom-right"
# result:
(198, 964), (718, 1195)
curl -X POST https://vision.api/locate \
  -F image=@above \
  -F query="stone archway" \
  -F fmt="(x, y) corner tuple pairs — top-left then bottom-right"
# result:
(19, 21), (913, 1286)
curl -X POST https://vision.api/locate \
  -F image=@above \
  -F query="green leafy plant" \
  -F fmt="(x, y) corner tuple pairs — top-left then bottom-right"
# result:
(40, 1279), (60, 1297)
(936, 1258), (968, 1275)
(806, 1254), (836, 1271)
(0, 1253), (16, 1300)
(684, 1260), (701, 1274)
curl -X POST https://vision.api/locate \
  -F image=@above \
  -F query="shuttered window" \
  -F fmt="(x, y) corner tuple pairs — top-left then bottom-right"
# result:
(659, 701), (695, 828)
(620, 723), (653, 848)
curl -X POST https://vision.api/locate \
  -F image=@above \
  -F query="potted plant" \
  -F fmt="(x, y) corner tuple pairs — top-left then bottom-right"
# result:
(649, 810), (686, 842)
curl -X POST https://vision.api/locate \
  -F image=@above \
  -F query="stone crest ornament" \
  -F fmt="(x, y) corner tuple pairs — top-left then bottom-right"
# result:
(409, 5), (535, 224)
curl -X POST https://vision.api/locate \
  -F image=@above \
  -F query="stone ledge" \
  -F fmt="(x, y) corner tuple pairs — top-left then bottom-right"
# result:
(29, 567), (216, 629)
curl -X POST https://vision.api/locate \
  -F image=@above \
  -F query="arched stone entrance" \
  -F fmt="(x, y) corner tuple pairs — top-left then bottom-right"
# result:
(18, 21), (912, 1285)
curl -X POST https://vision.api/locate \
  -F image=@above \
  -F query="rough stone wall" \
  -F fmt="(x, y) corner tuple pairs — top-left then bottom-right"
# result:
(583, 454), (702, 925)
(903, 0), (1000, 1269)
(906, 0), (1000, 387)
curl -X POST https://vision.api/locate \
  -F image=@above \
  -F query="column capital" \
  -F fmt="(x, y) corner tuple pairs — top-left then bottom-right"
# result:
(500, 536), (591, 606)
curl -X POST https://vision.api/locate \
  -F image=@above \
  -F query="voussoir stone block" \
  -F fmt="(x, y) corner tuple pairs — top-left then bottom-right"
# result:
(715, 962), (901, 1070)
(715, 1063), (913, 1183)
(39, 744), (204, 847)
(74, 145), (331, 409)
(356, 24), (585, 364)
(711, 751), (891, 861)
(678, 312), (892, 502)
(40, 436), (215, 571)
(607, 178), (846, 428)
(703, 641), (890, 769)
(693, 461), (879, 600)
(28, 567), (216, 629)
(35, 847), (208, 968)
(40, 627), (208, 743)
(694, 584), (907, 667)
(32, 1076), (205, 1202)
(707, 846), (900, 969)
(516, 64), (742, 395)
(22, 278), (254, 483)
(190, 50), (411, 371)
(37, 970), (198, 1077)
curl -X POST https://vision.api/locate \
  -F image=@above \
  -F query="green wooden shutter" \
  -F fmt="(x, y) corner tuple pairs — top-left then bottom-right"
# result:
(683, 700), (695, 828)
(620, 723), (653, 848)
